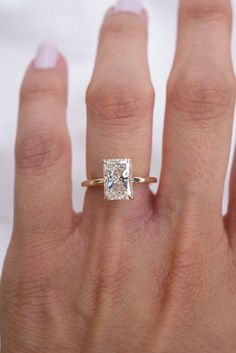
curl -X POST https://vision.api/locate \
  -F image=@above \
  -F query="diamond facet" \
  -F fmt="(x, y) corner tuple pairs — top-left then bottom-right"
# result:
(103, 159), (133, 200)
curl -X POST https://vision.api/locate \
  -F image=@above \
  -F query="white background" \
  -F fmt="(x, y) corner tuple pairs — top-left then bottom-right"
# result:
(0, 0), (236, 272)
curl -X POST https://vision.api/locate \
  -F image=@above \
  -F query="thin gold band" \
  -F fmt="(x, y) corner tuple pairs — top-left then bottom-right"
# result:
(81, 177), (157, 187)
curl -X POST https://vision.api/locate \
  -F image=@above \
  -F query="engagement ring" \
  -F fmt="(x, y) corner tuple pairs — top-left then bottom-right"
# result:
(82, 159), (157, 201)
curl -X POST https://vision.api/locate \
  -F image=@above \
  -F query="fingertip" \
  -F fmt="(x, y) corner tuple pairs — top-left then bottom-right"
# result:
(113, 0), (144, 15)
(57, 53), (68, 74)
(104, 5), (148, 23)
(34, 41), (59, 69)
(20, 43), (68, 105)
(24, 42), (67, 77)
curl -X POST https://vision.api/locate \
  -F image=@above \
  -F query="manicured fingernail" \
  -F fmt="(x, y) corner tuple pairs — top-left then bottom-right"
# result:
(114, 0), (143, 14)
(34, 41), (59, 69)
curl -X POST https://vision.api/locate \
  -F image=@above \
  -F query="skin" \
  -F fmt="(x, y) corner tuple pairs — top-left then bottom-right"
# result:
(1, 0), (236, 352)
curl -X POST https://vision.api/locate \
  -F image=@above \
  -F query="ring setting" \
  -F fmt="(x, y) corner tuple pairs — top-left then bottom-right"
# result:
(82, 159), (157, 201)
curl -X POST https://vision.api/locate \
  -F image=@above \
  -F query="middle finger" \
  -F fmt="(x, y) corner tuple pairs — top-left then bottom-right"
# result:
(158, 0), (235, 220)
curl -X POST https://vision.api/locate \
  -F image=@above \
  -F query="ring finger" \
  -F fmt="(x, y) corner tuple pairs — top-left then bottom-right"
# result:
(83, 1), (155, 217)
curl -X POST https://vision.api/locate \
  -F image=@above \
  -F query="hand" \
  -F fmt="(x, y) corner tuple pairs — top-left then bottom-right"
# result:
(1, 0), (236, 352)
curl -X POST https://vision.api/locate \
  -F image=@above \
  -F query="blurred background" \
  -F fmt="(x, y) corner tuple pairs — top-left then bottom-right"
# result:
(0, 0), (236, 272)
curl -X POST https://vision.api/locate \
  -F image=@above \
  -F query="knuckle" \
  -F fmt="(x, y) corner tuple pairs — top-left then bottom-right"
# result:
(20, 73), (66, 105)
(181, 2), (231, 23)
(101, 16), (146, 40)
(15, 132), (69, 171)
(86, 84), (154, 129)
(1, 252), (62, 320)
(167, 69), (235, 125)
(1, 275), (57, 333)
(164, 242), (206, 309)
(95, 262), (130, 304)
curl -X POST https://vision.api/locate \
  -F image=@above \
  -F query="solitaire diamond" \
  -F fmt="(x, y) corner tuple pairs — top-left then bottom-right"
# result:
(103, 159), (133, 200)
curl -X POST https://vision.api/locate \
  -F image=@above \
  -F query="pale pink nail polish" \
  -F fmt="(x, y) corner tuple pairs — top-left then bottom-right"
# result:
(114, 0), (143, 14)
(34, 41), (59, 69)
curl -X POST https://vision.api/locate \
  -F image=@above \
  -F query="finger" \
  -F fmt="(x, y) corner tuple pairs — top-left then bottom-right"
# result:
(84, 2), (155, 211)
(158, 0), (235, 220)
(14, 42), (73, 240)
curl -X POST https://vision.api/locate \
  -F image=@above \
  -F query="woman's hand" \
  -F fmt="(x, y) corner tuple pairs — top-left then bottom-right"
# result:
(1, 0), (236, 352)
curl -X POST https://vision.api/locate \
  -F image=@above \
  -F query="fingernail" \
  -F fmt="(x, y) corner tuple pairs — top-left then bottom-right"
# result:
(114, 0), (143, 14)
(34, 41), (59, 69)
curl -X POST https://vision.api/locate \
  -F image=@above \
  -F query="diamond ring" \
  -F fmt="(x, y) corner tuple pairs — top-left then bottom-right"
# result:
(81, 159), (157, 201)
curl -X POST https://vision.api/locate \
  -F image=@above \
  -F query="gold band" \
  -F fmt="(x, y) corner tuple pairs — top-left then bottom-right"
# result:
(81, 176), (157, 187)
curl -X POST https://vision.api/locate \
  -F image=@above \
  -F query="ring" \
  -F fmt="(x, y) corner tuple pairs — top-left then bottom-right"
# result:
(81, 159), (158, 201)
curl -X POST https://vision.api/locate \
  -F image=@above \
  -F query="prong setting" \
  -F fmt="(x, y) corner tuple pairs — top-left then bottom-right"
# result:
(103, 159), (133, 200)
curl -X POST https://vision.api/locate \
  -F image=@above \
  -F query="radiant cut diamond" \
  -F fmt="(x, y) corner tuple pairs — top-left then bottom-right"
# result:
(103, 159), (133, 200)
